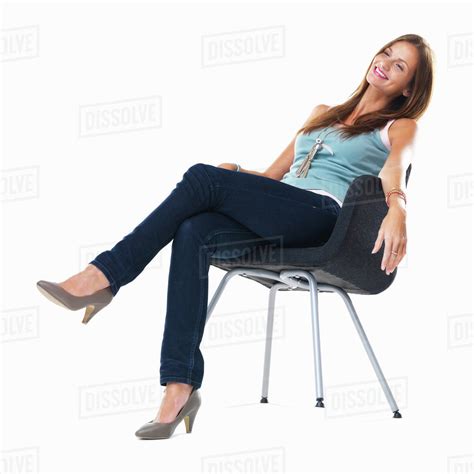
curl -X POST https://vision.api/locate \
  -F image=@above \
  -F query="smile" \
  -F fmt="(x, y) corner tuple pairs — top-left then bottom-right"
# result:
(374, 65), (388, 80)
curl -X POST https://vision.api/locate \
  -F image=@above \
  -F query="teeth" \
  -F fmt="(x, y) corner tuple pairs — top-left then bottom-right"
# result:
(375, 66), (387, 79)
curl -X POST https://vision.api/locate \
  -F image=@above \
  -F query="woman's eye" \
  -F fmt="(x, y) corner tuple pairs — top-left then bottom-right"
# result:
(382, 51), (403, 71)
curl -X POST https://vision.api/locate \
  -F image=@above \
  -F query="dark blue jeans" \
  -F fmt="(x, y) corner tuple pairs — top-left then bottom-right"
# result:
(89, 163), (341, 389)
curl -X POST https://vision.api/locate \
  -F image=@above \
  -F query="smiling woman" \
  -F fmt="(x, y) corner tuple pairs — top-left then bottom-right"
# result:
(270, 34), (434, 274)
(36, 33), (435, 441)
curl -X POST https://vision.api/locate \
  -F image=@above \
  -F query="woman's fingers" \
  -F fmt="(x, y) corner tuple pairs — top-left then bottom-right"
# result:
(386, 235), (407, 273)
(381, 236), (394, 272)
(372, 223), (407, 274)
(385, 240), (400, 273)
(371, 228), (384, 254)
(386, 239), (406, 273)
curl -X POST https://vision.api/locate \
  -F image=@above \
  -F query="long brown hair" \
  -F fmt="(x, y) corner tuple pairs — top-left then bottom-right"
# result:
(297, 34), (435, 141)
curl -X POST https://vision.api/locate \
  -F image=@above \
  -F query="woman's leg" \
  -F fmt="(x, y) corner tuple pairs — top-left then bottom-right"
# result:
(159, 210), (276, 391)
(88, 163), (341, 296)
(156, 210), (278, 423)
(80, 163), (340, 423)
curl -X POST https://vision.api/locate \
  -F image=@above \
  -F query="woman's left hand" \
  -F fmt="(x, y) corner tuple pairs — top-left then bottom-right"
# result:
(371, 207), (407, 275)
(217, 162), (238, 171)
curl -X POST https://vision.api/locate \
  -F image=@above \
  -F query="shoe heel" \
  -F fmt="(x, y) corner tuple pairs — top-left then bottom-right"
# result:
(82, 302), (107, 324)
(184, 409), (198, 433)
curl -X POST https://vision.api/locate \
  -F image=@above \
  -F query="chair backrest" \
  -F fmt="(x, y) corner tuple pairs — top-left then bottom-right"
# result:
(314, 163), (413, 293)
(405, 163), (412, 186)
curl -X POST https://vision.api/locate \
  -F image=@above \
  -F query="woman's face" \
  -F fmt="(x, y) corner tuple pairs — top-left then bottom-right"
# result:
(367, 41), (419, 98)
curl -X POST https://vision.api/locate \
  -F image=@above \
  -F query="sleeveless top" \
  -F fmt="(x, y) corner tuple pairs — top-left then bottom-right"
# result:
(281, 111), (396, 206)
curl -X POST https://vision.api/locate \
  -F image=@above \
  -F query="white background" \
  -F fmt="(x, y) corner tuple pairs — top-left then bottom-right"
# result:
(1, 1), (473, 473)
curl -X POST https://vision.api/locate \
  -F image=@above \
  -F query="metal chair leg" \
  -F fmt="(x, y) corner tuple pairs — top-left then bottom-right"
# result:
(260, 282), (288, 403)
(331, 286), (402, 418)
(280, 271), (325, 408)
(306, 272), (325, 408)
(205, 268), (242, 324)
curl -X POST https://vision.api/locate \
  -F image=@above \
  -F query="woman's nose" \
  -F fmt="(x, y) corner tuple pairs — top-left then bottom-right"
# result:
(378, 61), (389, 74)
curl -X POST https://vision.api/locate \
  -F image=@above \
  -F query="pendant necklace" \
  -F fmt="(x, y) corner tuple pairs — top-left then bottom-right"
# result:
(295, 125), (340, 179)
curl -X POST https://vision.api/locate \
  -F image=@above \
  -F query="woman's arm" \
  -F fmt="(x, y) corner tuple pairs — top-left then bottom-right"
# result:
(216, 162), (268, 176)
(372, 118), (418, 274)
(216, 138), (296, 179)
(217, 104), (331, 180)
(378, 118), (417, 212)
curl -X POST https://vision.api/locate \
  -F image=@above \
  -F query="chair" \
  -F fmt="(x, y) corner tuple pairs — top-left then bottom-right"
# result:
(206, 165), (412, 418)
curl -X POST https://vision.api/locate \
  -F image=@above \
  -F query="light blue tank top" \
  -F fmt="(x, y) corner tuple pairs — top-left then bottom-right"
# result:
(281, 120), (394, 204)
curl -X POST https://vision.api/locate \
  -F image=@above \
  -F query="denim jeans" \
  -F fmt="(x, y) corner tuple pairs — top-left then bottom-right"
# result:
(89, 163), (341, 389)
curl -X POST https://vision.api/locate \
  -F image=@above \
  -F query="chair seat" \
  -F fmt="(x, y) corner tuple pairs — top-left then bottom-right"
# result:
(210, 245), (392, 295)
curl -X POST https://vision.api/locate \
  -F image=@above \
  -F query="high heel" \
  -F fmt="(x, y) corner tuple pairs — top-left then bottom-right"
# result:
(184, 407), (199, 433)
(135, 387), (201, 440)
(36, 280), (114, 324)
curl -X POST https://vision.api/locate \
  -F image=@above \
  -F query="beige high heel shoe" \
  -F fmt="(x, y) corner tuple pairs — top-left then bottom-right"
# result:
(36, 280), (114, 324)
(135, 387), (202, 440)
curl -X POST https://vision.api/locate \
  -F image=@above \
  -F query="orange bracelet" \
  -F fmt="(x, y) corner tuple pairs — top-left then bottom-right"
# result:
(386, 188), (407, 207)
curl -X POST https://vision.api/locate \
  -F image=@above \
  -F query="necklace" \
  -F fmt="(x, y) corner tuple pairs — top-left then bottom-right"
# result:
(295, 125), (339, 178)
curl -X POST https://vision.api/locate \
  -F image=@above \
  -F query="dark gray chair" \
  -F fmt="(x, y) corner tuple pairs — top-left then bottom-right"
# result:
(206, 165), (412, 418)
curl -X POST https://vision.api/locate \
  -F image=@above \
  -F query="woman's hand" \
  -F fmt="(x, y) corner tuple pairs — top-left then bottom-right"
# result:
(371, 207), (407, 275)
(217, 162), (238, 171)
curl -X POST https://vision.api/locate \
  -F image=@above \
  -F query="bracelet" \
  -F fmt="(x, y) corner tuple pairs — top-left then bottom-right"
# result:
(385, 187), (407, 207)
(235, 163), (241, 172)
(386, 191), (406, 207)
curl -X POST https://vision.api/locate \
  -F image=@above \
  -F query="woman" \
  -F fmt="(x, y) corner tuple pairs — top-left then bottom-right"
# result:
(36, 33), (434, 439)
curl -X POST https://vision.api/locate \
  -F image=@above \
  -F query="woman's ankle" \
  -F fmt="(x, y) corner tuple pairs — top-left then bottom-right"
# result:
(154, 383), (193, 422)
(84, 264), (110, 290)
(164, 382), (194, 395)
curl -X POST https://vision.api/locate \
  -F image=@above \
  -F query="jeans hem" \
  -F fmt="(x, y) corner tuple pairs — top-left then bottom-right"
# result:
(160, 375), (202, 389)
(89, 259), (120, 296)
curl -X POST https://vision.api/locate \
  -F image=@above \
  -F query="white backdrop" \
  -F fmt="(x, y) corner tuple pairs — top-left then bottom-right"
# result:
(1, 1), (473, 473)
